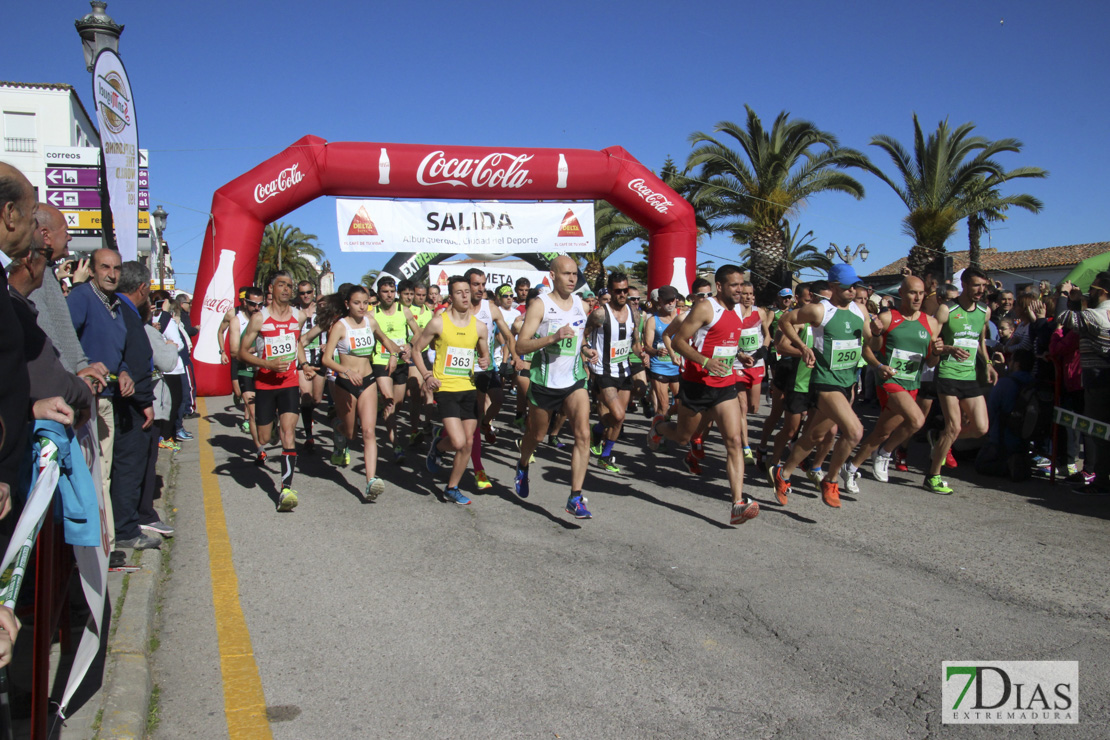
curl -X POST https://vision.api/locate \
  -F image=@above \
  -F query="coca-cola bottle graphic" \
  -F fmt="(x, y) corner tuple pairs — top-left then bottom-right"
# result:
(668, 257), (690, 298)
(378, 148), (390, 185)
(194, 249), (237, 364)
(557, 153), (568, 189)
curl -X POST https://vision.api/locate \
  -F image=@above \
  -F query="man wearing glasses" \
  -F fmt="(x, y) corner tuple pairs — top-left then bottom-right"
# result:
(296, 281), (325, 452)
(218, 287), (265, 450)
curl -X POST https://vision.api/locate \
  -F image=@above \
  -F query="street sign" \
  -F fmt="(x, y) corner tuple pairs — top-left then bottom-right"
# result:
(44, 146), (149, 167)
(63, 210), (150, 231)
(45, 167), (149, 189)
(48, 189), (150, 210)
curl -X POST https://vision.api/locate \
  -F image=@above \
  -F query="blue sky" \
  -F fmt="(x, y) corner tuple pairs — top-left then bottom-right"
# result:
(10, 1), (1109, 293)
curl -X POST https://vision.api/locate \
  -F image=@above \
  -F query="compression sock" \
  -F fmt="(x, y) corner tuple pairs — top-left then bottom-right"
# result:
(602, 439), (615, 458)
(281, 448), (297, 489)
(471, 428), (484, 471)
(301, 404), (314, 439)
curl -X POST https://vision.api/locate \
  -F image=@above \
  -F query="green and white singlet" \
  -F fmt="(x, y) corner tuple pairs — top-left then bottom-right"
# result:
(811, 299), (866, 388)
(937, 301), (987, 381)
(529, 293), (588, 389)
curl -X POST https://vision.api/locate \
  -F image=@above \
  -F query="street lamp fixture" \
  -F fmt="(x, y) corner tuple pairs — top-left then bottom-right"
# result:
(152, 205), (168, 234)
(75, 1), (124, 72)
(828, 242), (868, 265)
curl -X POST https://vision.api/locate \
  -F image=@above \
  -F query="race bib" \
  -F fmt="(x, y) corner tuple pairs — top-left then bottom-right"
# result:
(739, 326), (761, 353)
(609, 337), (631, 364)
(348, 326), (375, 357)
(710, 343), (738, 376)
(890, 347), (923, 381)
(546, 322), (577, 357)
(830, 339), (861, 371)
(443, 346), (474, 376)
(953, 336), (978, 365)
(264, 332), (296, 363)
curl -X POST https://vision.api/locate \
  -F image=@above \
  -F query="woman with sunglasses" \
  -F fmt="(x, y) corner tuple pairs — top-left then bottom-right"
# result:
(320, 285), (400, 501)
(644, 285), (682, 423)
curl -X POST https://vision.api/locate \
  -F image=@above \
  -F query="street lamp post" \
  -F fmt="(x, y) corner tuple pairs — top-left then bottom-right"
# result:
(75, 2), (123, 72)
(826, 242), (869, 265)
(152, 205), (168, 288)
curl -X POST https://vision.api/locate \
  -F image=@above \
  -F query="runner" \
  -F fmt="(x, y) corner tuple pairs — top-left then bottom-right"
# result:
(321, 285), (399, 500)
(925, 267), (997, 494)
(296, 281), (325, 452)
(644, 285), (682, 422)
(755, 287), (801, 466)
(626, 286), (651, 417)
(586, 272), (642, 474)
(403, 279), (434, 447)
(513, 277), (531, 314)
(238, 271), (315, 512)
(734, 281), (773, 463)
(662, 278), (713, 469)
(217, 286), (263, 446)
(846, 275), (939, 485)
(371, 276), (415, 464)
(467, 267), (520, 490)
(771, 264), (875, 509)
(647, 265), (760, 525)
(412, 275), (492, 505)
(513, 256), (597, 518)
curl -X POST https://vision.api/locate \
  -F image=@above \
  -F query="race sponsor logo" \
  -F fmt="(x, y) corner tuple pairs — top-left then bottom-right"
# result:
(558, 209), (584, 238)
(204, 296), (233, 316)
(416, 150), (534, 189)
(436, 269), (449, 286)
(399, 251), (440, 279)
(95, 71), (131, 134)
(255, 163), (304, 204)
(627, 178), (674, 214)
(348, 205), (379, 235)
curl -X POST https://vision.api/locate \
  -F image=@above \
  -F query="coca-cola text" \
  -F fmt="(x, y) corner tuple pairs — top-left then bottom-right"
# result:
(627, 178), (673, 214)
(255, 164), (305, 203)
(204, 296), (232, 315)
(417, 151), (534, 189)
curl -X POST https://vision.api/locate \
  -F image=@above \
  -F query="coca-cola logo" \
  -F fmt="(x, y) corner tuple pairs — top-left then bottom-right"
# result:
(254, 164), (304, 203)
(417, 150), (533, 189)
(627, 178), (673, 214)
(204, 296), (232, 315)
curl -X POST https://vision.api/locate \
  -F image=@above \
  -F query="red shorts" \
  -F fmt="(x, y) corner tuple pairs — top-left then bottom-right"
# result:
(877, 383), (918, 410)
(735, 366), (766, 388)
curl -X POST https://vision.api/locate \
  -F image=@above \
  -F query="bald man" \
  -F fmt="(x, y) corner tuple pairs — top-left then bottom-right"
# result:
(31, 203), (94, 374)
(846, 276), (940, 487)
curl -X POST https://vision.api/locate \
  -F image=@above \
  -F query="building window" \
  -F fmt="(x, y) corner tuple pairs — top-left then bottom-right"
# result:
(3, 111), (37, 153)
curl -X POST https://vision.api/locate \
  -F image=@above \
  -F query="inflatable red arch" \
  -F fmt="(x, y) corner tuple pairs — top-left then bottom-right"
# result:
(189, 135), (697, 396)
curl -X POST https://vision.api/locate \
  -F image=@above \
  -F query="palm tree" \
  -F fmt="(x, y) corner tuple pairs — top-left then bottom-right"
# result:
(963, 172), (1046, 268)
(360, 268), (380, 289)
(685, 106), (870, 303)
(738, 220), (831, 279)
(255, 222), (325, 289)
(867, 114), (1046, 276)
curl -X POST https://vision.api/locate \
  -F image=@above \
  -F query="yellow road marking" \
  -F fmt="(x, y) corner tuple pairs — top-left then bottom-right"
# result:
(197, 398), (274, 738)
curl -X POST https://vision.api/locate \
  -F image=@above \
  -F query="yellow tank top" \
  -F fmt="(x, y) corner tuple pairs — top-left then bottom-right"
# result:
(433, 313), (479, 393)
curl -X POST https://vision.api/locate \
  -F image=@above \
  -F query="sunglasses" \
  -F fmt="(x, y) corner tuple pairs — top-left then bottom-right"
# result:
(245, 299), (263, 308)
(610, 287), (630, 295)
(694, 292), (711, 299)
(298, 290), (315, 296)
(628, 297), (641, 302)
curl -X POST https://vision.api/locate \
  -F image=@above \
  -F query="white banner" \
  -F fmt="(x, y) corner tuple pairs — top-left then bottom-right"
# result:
(337, 199), (595, 254)
(92, 49), (139, 260)
(424, 262), (551, 293)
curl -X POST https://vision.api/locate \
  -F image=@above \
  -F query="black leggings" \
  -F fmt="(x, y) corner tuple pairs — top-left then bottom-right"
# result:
(161, 374), (184, 440)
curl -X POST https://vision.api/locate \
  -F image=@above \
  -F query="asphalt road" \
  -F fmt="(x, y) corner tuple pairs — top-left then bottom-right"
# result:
(153, 394), (1109, 739)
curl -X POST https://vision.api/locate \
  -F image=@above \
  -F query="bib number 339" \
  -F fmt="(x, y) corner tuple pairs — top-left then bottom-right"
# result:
(265, 333), (296, 363)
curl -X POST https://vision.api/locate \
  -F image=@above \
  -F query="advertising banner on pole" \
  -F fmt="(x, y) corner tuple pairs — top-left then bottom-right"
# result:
(336, 199), (594, 254)
(92, 49), (139, 260)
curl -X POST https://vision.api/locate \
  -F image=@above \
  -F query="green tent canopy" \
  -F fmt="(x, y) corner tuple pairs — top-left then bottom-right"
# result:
(1063, 250), (1110, 292)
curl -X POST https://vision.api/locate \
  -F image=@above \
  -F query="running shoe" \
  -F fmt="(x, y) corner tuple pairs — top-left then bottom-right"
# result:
(514, 466), (529, 498)
(483, 425), (497, 446)
(1066, 470), (1096, 486)
(647, 414), (665, 451)
(512, 416), (527, 431)
(256, 449), (267, 465)
(730, 497), (760, 525)
(444, 486), (471, 505)
(365, 477), (385, 501)
(893, 447), (909, 472)
(821, 479), (842, 508)
(590, 425), (603, 456)
(690, 436), (706, 460)
(769, 464), (791, 506)
(176, 429), (194, 441)
(475, 470), (493, 490)
(392, 447), (405, 464)
(596, 455), (621, 474)
(425, 445), (442, 475)
(806, 467), (824, 488)
(945, 448), (958, 469)
(239, 420), (251, 434)
(839, 464), (861, 494)
(1031, 454), (1051, 469)
(871, 450), (891, 483)
(277, 487), (299, 512)
(565, 494), (592, 519)
(512, 438), (536, 464)
(1063, 462), (1079, 476)
(547, 434), (566, 450)
(683, 450), (702, 475)
(304, 437), (315, 454)
(742, 446), (755, 465)
(408, 429), (426, 448)
(923, 474), (953, 495)
(158, 438), (180, 451)
(331, 449), (348, 467)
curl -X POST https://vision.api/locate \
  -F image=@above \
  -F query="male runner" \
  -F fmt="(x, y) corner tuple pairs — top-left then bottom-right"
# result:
(734, 281), (773, 462)
(924, 267), (996, 494)
(514, 256), (597, 518)
(771, 264), (875, 508)
(586, 272), (642, 474)
(647, 265), (760, 525)
(295, 281), (325, 452)
(371, 276), (415, 463)
(413, 275), (491, 505)
(513, 277), (531, 314)
(846, 275), (938, 486)
(218, 286), (263, 443)
(626, 286), (651, 416)
(756, 285), (805, 465)
(238, 271), (314, 511)
(402, 279), (434, 446)
(467, 267), (520, 489)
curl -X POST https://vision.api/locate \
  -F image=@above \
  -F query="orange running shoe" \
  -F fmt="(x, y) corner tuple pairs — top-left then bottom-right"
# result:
(690, 436), (706, 460)
(769, 464), (790, 506)
(821, 479), (841, 508)
(683, 450), (702, 475)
